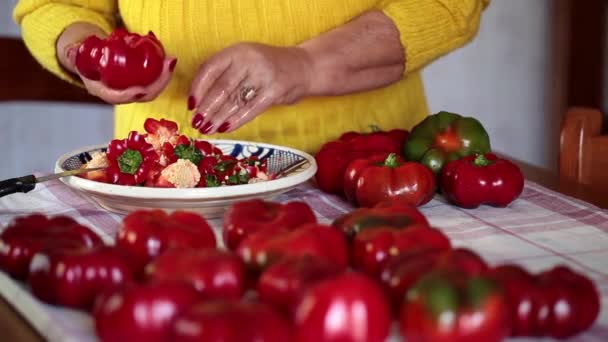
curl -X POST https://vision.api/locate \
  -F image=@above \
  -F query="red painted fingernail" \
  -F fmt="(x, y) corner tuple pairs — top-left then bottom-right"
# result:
(218, 122), (230, 133)
(187, 96), (196, 110)
(169, 59), (177, 72)
(134, 93), (146, 100)
(199, 122), (213, 135)
(192, 113), (205, 129)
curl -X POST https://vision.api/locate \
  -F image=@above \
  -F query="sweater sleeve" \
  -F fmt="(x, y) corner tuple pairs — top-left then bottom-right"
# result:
(13, 1), (118, 84)
(376, 0), (490, 74)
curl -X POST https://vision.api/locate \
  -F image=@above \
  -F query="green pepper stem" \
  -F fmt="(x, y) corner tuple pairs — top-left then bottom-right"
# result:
(383, 153), (400, 168)
(117, 149), (143, 175)
(369, 124), (381, 132)
(473, 154), (493, 167)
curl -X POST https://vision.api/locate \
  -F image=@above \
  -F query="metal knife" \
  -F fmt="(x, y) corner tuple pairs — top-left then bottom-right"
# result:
(0, 168), (105, 198)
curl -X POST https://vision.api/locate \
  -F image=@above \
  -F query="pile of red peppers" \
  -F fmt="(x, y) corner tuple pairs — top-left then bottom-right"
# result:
(0, 198), (600, 341)
(314, 111), (525, 209)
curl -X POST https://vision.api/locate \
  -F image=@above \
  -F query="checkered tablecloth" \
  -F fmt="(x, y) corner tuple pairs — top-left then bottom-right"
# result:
(1, 177), (607, 342)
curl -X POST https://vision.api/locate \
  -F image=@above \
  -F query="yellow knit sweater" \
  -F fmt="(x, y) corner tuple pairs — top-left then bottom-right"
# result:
(14, 0), (489, 154)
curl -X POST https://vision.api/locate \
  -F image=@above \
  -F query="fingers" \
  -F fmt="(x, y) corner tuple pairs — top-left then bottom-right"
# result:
(192, 65), (248, 122)
(188, 54), (234, 110)
(81, 56), (177, 104)
(216, 92), (273, 134)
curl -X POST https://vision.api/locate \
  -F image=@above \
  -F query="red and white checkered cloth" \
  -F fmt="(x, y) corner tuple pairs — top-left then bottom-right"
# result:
(1, 178), (607, 342)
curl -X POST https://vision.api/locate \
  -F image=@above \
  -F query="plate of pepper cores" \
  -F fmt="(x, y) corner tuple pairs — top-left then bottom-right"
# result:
(54, 118), (316, 218)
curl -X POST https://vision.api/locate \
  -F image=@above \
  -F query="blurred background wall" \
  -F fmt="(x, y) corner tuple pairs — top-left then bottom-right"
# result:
(0, 0), (587, 179)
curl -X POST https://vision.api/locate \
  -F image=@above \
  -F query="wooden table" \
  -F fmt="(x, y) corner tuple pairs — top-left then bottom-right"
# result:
(0, 157), (606, 342)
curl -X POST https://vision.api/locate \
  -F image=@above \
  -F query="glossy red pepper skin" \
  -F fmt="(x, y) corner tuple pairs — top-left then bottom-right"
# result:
(314, 127), (405, 195)
(170, 300), (292, 342)
(116, 210), (216, 272)
(145, 249), (246, 300)
(0, 214), (103, 280)
(332, 200), (429, 240)
(344, 153), (436, 208)
(93, 283), (201, 342)
(76, 29), (165, 89)
(441, 153), (524, 208)
(222, 199), (317, 250)
(293, 272), (392, 342)
(106, 131), (160, 186)
(487, 264), (600, 338)
(380, 248), (487, 314)
(237, 223), (349, 272)
(28, 246), (134, 310)
(400, 270), (509, 342)
(257, 256), (343, 314)
(352, 225), (451, 276)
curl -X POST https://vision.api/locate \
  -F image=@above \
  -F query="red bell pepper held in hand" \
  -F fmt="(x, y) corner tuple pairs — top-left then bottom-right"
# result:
(344, 153), (437, 208)
(93, 282), (201, 342)
(106, 131), (160, 186)
(487, 264), (600, 338)
(380, 248), (488, 314)
(116, 210), (216, 272)
(170, 300), (292, 342)
(332, 200), (429, 240)
(222, 199), (317, 250)
(145, 249), (246, 300)
(0, 214), (103, 280)
(441, 153), (524, 208)
(76, 29), (166, 89)
(400, 270), (509, 342)
(237, 223), (349, 272)
(28, 246), (134, 310)
(257, 256), (343, 314)
(352, 225), (451, 276)
(293, 272), (392, 342)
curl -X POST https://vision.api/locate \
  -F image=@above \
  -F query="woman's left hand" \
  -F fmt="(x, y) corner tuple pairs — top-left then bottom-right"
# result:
(188, 43), (314, 135)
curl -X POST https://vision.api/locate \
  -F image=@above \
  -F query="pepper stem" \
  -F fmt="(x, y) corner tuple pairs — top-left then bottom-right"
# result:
(473, 153), (493, 167)
(117, 149), (143, 175)
(383, 153), (400, 168)
(369, 124), (381, 132)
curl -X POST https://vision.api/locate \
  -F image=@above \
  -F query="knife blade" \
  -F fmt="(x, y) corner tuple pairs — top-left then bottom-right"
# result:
(0, 167), (105, 198)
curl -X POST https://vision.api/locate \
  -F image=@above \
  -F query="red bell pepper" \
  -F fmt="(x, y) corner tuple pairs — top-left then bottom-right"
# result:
(314, 127), (406, 195)
(441, 153), (524, 208)
(487, 264), (600, 338)
(145, 249), (246, 300)
(116, 210), (216, 272)
(380, 248), (488, 314)
(76, 29), (166, 89)
(93, 283), (201, 342)
(106, 131), (160, 186)
(293, 272), (392, 342)
(256, 256), (343, 314)
(28, 246), (134, 310)
(222, 199), (317, 250)
(332, 200), (429, 240)
(339, 125), (409, 148)
(400, 270), (509, 342)
(344, 153), (436, 207)
(236, 223), (349, 272)
(0, 214), (103, 280)
(352, 225), (451, 276)
(169, 300), (292, 342)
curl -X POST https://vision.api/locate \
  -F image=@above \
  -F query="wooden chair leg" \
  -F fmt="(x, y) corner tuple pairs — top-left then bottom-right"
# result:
(559, 107), (603, 184)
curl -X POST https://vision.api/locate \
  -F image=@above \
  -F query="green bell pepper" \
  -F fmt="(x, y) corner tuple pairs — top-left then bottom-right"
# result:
(403, 111), (491, 175)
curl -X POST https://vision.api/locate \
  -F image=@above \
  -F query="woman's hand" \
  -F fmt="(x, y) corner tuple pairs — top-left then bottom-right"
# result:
(187, 43), (313, 135)
(57, 23), (177, 104)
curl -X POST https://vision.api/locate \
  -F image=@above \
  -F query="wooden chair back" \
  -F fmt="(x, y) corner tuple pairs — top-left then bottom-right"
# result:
(559, 107), (608, 190)
(0, 37), (101, 103)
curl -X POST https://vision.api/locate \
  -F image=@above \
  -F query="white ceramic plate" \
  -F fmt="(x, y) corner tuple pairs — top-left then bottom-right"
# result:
(54, 140), (317, 218)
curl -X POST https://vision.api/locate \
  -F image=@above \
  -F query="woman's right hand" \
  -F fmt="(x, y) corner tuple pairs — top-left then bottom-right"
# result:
(57, 22), (177, 104)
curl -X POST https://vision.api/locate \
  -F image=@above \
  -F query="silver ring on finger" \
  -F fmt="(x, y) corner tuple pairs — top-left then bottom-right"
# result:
(240, 86), (258, 104)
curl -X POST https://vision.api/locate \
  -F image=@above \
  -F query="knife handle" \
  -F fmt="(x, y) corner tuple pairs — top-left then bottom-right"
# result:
(0, 175), (37, 198)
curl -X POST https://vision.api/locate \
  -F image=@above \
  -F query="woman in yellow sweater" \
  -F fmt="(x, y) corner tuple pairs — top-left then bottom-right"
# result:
(13, 0), (489, 154)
